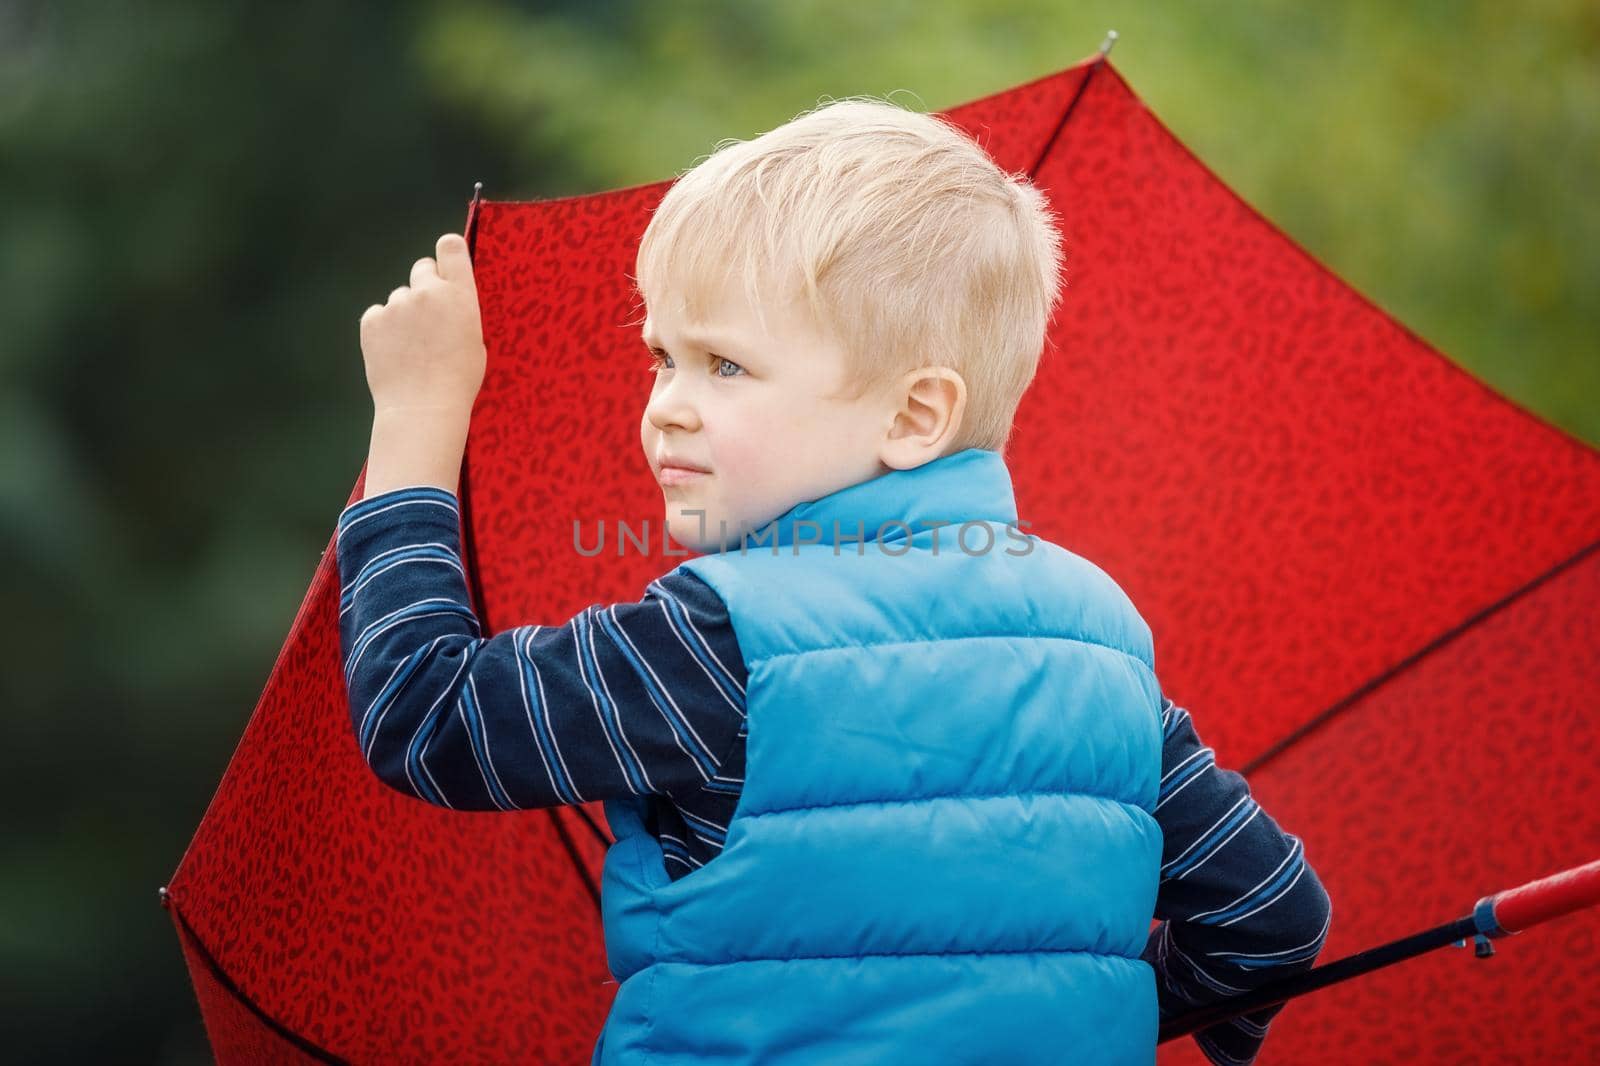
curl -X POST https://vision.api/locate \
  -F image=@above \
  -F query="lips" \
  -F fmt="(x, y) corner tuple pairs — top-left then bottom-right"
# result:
(657, 454), (710, 474)
(658, 464), (709, 487)
(655, 449), (711, 488)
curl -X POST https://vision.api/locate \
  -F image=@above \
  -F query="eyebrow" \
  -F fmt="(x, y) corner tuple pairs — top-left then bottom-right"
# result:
(640, 327), (746, 357)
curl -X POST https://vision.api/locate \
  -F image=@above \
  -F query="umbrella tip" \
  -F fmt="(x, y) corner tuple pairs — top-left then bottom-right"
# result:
(1099, 30), (1118, 56)
(158, 885), (171, 909)
(472, 180), (483, 203)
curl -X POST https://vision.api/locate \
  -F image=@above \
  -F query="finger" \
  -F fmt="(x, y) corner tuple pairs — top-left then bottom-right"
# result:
(410, 256), (439, 288)
(388, 285), (409, 305)
(436, 232), (472, 281)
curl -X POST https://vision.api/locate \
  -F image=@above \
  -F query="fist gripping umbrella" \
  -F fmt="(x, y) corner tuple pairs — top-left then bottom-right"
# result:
(164, 45), (1600, 1064)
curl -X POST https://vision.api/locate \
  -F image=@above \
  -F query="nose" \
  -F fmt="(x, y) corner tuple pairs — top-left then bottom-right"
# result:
(644, 370), (702, 434)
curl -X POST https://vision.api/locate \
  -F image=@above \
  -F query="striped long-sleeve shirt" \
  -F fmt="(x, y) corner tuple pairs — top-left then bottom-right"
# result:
(336, 485), (1332, 1065)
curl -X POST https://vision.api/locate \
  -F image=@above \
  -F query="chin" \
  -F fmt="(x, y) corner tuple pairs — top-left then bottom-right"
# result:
(661, 507), (721, 554)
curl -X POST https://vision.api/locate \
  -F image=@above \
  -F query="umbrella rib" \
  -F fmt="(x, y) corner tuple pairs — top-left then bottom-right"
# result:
(458, 448), (492, 632)
(1026, 53), (1108, 180)
(455, 304), (612, 913)
(166, 901), (350, 1064)
(546, 806), (604, 914)
(1242, 535), (1600, 776)
(570, 801), (615, 848)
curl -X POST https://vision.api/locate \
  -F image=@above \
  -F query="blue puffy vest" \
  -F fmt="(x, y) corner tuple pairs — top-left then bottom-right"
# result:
(592, 447), (1164, 1065)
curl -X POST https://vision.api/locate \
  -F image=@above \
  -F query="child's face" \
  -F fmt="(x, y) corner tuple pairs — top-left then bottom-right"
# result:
(639, 269), (894, 553)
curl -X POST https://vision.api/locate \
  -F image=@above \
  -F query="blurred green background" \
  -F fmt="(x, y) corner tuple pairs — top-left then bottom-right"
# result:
(2, 1), (1594, 1062)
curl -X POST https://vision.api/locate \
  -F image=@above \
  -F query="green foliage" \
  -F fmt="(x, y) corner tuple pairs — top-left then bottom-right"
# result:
(1, 1), (1592, 1062)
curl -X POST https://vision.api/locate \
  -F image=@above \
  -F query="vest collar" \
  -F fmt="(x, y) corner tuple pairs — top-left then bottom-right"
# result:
(732, 446), (1020, 550)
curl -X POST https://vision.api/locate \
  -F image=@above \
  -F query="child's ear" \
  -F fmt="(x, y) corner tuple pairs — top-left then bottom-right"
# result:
(881, 367), (966, 470)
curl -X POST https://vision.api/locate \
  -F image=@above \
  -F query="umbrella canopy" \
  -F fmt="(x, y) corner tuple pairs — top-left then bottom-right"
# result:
(166, 51), (1600, 1064)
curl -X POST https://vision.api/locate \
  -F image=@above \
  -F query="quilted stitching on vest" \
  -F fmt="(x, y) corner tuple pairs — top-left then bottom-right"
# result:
(593, 448), (1163, 1066)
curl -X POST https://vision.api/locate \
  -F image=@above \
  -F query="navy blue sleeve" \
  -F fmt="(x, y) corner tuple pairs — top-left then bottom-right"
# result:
(1146, 696), (1333, 1066)
(334, 485), (747, 810)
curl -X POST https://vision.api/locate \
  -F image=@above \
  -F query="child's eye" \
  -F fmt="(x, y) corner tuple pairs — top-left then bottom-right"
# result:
(644, 346), (744, 378)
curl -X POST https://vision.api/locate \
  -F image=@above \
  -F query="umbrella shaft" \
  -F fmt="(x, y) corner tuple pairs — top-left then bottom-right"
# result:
(1158, 913), (1479, 1042)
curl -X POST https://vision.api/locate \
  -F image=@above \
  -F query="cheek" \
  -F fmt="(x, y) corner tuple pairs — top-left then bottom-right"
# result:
(704, 407), (778, 487)
(707, 440), (756, 492)
(709, 436), (804, 534)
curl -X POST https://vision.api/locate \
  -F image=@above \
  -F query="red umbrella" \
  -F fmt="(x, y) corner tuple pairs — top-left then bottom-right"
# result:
(165, 47), (1600, 1064)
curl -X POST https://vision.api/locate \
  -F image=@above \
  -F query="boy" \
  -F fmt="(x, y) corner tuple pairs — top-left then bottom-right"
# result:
(339, 98), (1330, 1065)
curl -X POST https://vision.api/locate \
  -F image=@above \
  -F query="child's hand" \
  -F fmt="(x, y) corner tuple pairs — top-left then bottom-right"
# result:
(358, 233), (486, 417)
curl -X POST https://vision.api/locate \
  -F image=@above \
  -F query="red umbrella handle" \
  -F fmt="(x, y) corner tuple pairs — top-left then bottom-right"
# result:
(1480, 857), (1600, 936)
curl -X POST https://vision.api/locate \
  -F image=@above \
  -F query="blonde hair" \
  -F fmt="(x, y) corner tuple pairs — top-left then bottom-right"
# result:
(630, 94), (1066, 454)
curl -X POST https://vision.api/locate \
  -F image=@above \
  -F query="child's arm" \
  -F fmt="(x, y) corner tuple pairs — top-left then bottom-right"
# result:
(1145, 695), (1332, 1066)
(336, 233), (746, 808)
(335, 485), (746, 808)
